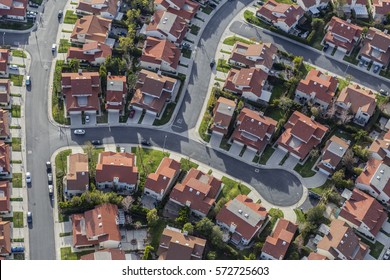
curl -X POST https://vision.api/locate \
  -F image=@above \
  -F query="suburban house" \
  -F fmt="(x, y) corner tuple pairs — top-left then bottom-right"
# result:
(71, 203), (121, 249)
(356, 159), (390, 206)
(276, 111), (328, 160)
(342, 0), (369, 18)
(358, 27), (390, 70)
(316, 219), (368, 260)
(145, 10), (188, 44)
(0, 0), (27, 20)
(169, 168), (222, 217)
(157, 226), (206, 260)
(260, 219), (297, 260)
(144, 157), (181, 201)
(0, 141), (10, 177)
(323, 17), (363, 54)
(294, 69), (338, 110)
(338, 189), (388, 239)
(231, 108), (277, 154)
(0, 181), (10, 214)
(64, 153), (89, 198)
(210, 97), (236, 137)
(131, 69), (178, 117)
(305, 252), (328, 260)
(154, 0), (200, 22)
(0, 79), (10, 108)
(228, 42), (278, 73)
(256, 0), (305, 33)
(67, 42), (112, 66)
(372, 0), (390, 21)
(335, 84), (376, 126)
(296, 0), (329, 14)
(76, 0), (120, 19)
(80, 248), (126, 260)
(223, 68), (271, 103)
(317, 136), (350, 176)
(140, 37), (180, 73)
(95, 152), (138, 193)
(216, 194), (268, 246)
(0, 49), (9, 76)
(0, 219), (10, 256)
(106, 74), (127, 118)
(70, 15), (112, 45)
(0, 109), (10, 141)
(61, 71), (101, 121)
(369, 137), (390, 163)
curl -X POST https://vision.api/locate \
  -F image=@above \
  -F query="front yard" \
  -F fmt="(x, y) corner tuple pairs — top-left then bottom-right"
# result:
(190, 24), (200, 36)
(223, 35), (253, 46)
(60, 247), (95, 260)
(12, 137), (22, 151)
(10, 74), (24, 86)
(217, 176), (251, 202)
(13, 211), (24, 228)
(58, 39), (71, 53)
(216, 59), (231, 73)
(294, 156), (318, 177)
(11, 105), (21, 118)
(11, 50), (26, 58)
(12, 173), (23, 188)
(258, 145), (275, 165)
(64, 10), (79, 24)
(180, 158), (199, 172)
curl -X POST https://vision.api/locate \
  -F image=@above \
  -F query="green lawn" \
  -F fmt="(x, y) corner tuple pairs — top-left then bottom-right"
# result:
(294, 156), (318, 177)
(11, 50), (26, 58)
(62, 29), (73, 33)
(55, 149), (72, 176)
(223, 35), (253, 46)
(10, 197), (23, 201)
(198, 112), (212, 142)
(12, 137), (21, 151)
(275, 0), (294, 3)
(357, 236), (384, 259)
(131, 147), (169, 175)
(13, 211), (24, 228)
(219, 137), (232, 151)
(58, 39), (71, 53)
(11, 105), (21, 118)
(153, 102), (176, 126)
(60, 247), (95, 260)
(265, 107), (285, 121)
(270, 83), (287, 102)
(343, 47), (360, 65)
(269, 208), (284, 220)
(201, 5), (213, 15)
(59, 232), (72, 237)
(10, 74), (24, 86)
(180, 158), (199, 172)
(217, 176), (250, 202)
(294, 208), (306, 224)
(150, 219), (167, 249)
(64, 10), (78, 24)
(190, 24), (200, 36)
(216, 59), (231, 73)
(279, 153), (289, 165)
(310, 180), (332, 195)
(380, 69), (390, 79)
(181, 48), (192, 59)
(337, 77), (349, 92)
(220, 49), (231, 54)
(52, 60), (70, 125)
(333, 128), (354, 143)
(258, 145), (275, 165)
(12, 173), (22, 188)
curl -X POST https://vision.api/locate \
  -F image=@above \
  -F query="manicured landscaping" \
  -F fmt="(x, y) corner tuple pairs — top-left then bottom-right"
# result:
(180, 158), (199, 172)
(12, 137), (22, 151)
(10, 74), (24, 86)
(343, 47), (360, 65)
(220, 49), (231, 54)
(58, 39), (71, 53)
(199, 112), (212, 142)
(279, 153), (289, 165)
(10, 197), (23, 201)
(11, 50), (26, 58)
(12, 173), (23, 188)
(294, 208), (306, 224)
(216, 59), (231, 73)
(59, 232), (72, 237)
(55, 149), (72, 176)
(11, 105), (21, 118)
(52, 60), (69, 125)
(60, 247), (94, 260)
(357, 236), (384, 259)
(64, 10), (79, 24)
(294, 155), (319, 178)
(258, 145), (275, 165)
(265, 107), (285, 121)
(270, 83), (287, 102)
(217, 176), (251, 202)
(13, 211), (24, 228)
(223, 35), (253, 46)
(181, 48), (192, 59)
(59, 213), (70, 223)
(219, 138), (231, 151)
(10, 125), (21, 129)
(269, 208), (284, 221)
(150, 219), (167, 249)
(190, 24), (200, 35)
(62, 29), (73, 33)
(310, 180), (332, 196)
(153, 102), (176, 126)
(275, 0), (294, 3)
(201, 5), (213, 15)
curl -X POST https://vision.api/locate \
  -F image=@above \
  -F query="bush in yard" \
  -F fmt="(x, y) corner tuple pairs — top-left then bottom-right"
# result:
(352, 145), (370, 161)
(207, 251), (217, 260)
(183, 222), (194, 235)
(175, 206), (190, 227)
(353, 167), (363, 176)
(195, 217), (214, 237)
(142, 245), (154, 260)
(146, 208), (159, 227)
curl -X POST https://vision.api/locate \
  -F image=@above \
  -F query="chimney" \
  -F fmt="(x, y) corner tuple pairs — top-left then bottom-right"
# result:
(108, 72), (111, 77)
(183, 231), (188, 236)
(78, 69), (82, 74)
(259, 111), (264, 116)
(311, 115), (315, 121)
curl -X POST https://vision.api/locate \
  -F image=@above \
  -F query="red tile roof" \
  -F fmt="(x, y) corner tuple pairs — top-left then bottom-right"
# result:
(324, 17), (363, 52)
(232, 108), (277, 151)
(80, 248), (126, 260)
(0, 181), (10, 213)
(317, 136), (350, 174)
(359, 27), (390, 66)
(256, 0), (304, 29)
(211, 97), (236, 135)
(95, 152), (138, 185)
(0, 109), (10, 139)
(0, 49), (9, 73)
(339, 189), (387, 236)
(145, 157), (181, 195)
(0, 79), (10, 105)
(368, 138), (390, 160)
(146, 10), (188, 43)
(155, 0), (200, 21)
(106, 75), (127, 110)
(0, 219), (11, 255)
(157, 227), (206, 260)
(336, 84), (376, 116)
(223, 68), (268, 98)
(66, 153), (89, 192)
(0, 141), (10, 174)
(307, 252), (328, 260)
(228, 42), (277, 69)
(373, 0), (390, 16)
(170, 168), (222, 216)
(141, 37), (180, 71)
(76, 0), (119, 17)
(262, 219), (297, 260)
(71, 15), (111, 44)
(67, 42), (112, 65)
(0, 0), (27, 17)
(216, 195), (268, 242)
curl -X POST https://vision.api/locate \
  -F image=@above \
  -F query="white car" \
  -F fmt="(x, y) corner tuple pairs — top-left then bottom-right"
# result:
(26, 172), (32, 184)
(9, 64), (18, 70)
(73, 129), (85, 135)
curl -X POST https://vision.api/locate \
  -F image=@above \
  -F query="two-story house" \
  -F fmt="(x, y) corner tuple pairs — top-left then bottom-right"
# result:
(0, 219), (11, 256)
(256, 0), (305, 33)
(317, 136), (350, 176)
(223, 68), (271, 103)
(71, 203), (121, 249)
(140, 37), (181, 73)
(231, 108), (277, 154)
(316, 219), (368, 259)
(0, 141), (10, 177)
(0, 0), (26, 21)
(154, 0), (200, 22)
(338, 189), (388, 239)
(131, 69), (178, 117)
(210, 97), (236, 137)
(144, 157), (181, 201)
(335, 84), (376, 126)
(372, 0), (390, 21)
(341, 0), (369, 18)
(67, 42), (112, 66)
(0, 49), (9, 76)
(0, 181), (10, 214)
(106, 74), (127, 122)
(323, 16), (363, 54)
(276, 111), (328, 160)
(369, 136), (390, 163)
(294, 69), (338, 110)
(0, 109), (10, 142)
(80, 248), (126, 260)
(216, 194), (268, 246)
(358, 27), (390, 70)
(296, 0), (329, 14)
(169, 168), (222, 217)
(76, 0), (120, 19)
(228, 42), (278, 73)
(0, 80), (10, 108)
(145, 10), (188, 45)
(65, 153), (89, 198)
(70, 15), (112, 45)
(356, 159), (390, 206)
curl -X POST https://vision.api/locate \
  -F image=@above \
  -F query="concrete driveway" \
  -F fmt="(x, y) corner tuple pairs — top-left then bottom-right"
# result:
(381, 220), (390, 233)
(267, 148), (286, 166)
(210, 132), (223, 147)
(141, 113), (155, 125)
(334, 49), (346, 60)
(282, 155), (299, 169)
(108, 111), (119, 124)
(70, 115), (82, 127)
(242, 148), (256, 162)
(229, 142), (243, 156)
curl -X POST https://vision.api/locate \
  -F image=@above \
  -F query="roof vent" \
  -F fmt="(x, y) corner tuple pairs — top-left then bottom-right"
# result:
(189, 188), (193, 192)
(344, 233), (348, 237)
(238, 209), (243, 214)
(82, 172), (85, 175)
(163, 176), (167, 180)
(340, 240), (344, 244)
(244, 213), (249, 218)
(320, 84), (323, 88)
(98, 222), (103, 227)
(258, 121), (262, 125)
(228, 106), (231, 110)
(98, 214), (102, 219)
(282, 241), (286, 245)
(110, 81), (114, 85)
(380, 170), (384, 174)
(314, 82), (317, 85)
(339, 147), (343, 151)
(251, 118), (254, 122)
(377, 176), (381, 180)
(196, 191), (200, 195)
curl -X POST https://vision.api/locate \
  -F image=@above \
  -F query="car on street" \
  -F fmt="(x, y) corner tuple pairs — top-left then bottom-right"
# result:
(27, 212), (32, 223)
(9, 64), (18, 70)
(383, 249), (390, 260)
(91, 140), (101, 145)
(58, 10), (63, 18)
(29, 2), (39, 8)
(379, 89), (388, 96)
(26, 172), (31, 184)
(129, 109), (136, 118)
(26, 76), (31, 86)
(210, 59), (215, 68)
(182, 42), (191, 49)
(11, 246), (25, 253)
(74, 129), (86, 135)
(48, 173), (53, 184)
(141, 139), (151, 146)
(209, 3), (217, 8)
(46, 161), (52, 172)
(373, 65), (380, 73)
(48, 184), (53, 196)
(323, 43), (329, 52)
(85, 115), (90, 123)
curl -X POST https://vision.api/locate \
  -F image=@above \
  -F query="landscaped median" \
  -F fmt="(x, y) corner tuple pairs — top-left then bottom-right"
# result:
(63, 10), (79, 25)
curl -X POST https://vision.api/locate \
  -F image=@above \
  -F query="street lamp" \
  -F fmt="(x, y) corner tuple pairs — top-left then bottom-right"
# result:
(163, 134), (167, 153)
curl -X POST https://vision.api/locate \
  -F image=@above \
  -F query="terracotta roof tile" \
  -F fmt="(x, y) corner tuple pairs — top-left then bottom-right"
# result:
(67, 42), (112, 64)
(229, 42), (277, 69)
(141, 37), (180, 70)
(0, 79), (10, 105)
(71, 15), (111, 44)
(256, 0), (304, 28)
(66, 153), (89, 192)
(145, 157), (181, 195)
(336, 84), (376, 115)
(324, 17), (362, 52)
(0, 181), (10, 212)
(80, 248), (126, 260)
(146, 10), (188, 43)
(359, 27), (390, 66)
(0, 219), (11, 255)
(0, 49), (9, 73)
(211, 97), (236, 135)
(223, 68), (268, 98)
(0, 141), (10, 174)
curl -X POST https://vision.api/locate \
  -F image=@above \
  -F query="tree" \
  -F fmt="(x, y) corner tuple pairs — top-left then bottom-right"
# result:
(207, 251), (217, 260)
(175, 206), (190, 227)
(119, 34), (135, 52)
(127, 72), (138, 92)
(306, 204), (326, 226)
(386, 12), (390, 24)
(210, 225), (224, 248)
(332, 169), (345, 186)
(142, 245), (154, 260)
(104, 56), (127, 75)
(195, 217), (214, 237)
(183, 222), (194, 235)
(338, 109), (353, 125)
(121, 196), (134, 213)
(334, 0), (347, 17)
(310, 107), (320, 118)
(84, 141), (97, 178)
(146, 208), (159, 227)
(342, 149), (355, 171)
(125, 9), (141, 27)
(353, 130), (368, 142)
(69, 58), (80, 72)
(325, 102), (337, 119)
(278, 97), (294, 111)
(311, 18), (325, 32)
(309, 149), (319, 159)
(244, 253), (256, 260)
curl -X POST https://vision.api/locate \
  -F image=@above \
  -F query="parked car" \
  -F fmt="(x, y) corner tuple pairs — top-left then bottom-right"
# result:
(58, 10), (63, 19)
(210, 59), (215, 68)
(91, 140), (101, 145)
(257, 1), (264, 5)
(383, 249), (390, 260)
(29, 2), (39, 8)
(26, 172), (31, 184)
(379, 89), (388, 96)
(51, 44), (57, 53)
(48, 173), (53, 184)
(85, 115), (90, 123)
(373, 65), (380, 73)
(73, 129), (86, 135)
(11, 246), (25, 253)
(182, 42), (191, 49)
(46, 161), (52, 172)
(27, 212), (32, 223)
(323, 43), (329, 52)
(359, 60), (364, 67)
(26, 76), (31, 86)
(129, 109), (136, 118)
(9, 64), (18, 70)
(48, 184), (53, 196)
(209, 3), (217, 8)
(141, 139), (151, 146)
(364, 60), (369, 67)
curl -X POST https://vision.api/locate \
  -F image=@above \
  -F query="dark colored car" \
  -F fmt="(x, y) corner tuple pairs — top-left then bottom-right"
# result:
(209, 3), (217, 8)
(323, 43), (329, 52)
(58, 10), (63, 19)
(257, 1), (264, 5)
(129, 109), (136, 118)
(210, 59), (215, 68)
(29, 2), (39, 8)
(141, 139), (151, 146)
(373, 65), (380, 73)
(46, 161), (52, 173)
(91, 140), (101, 146)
